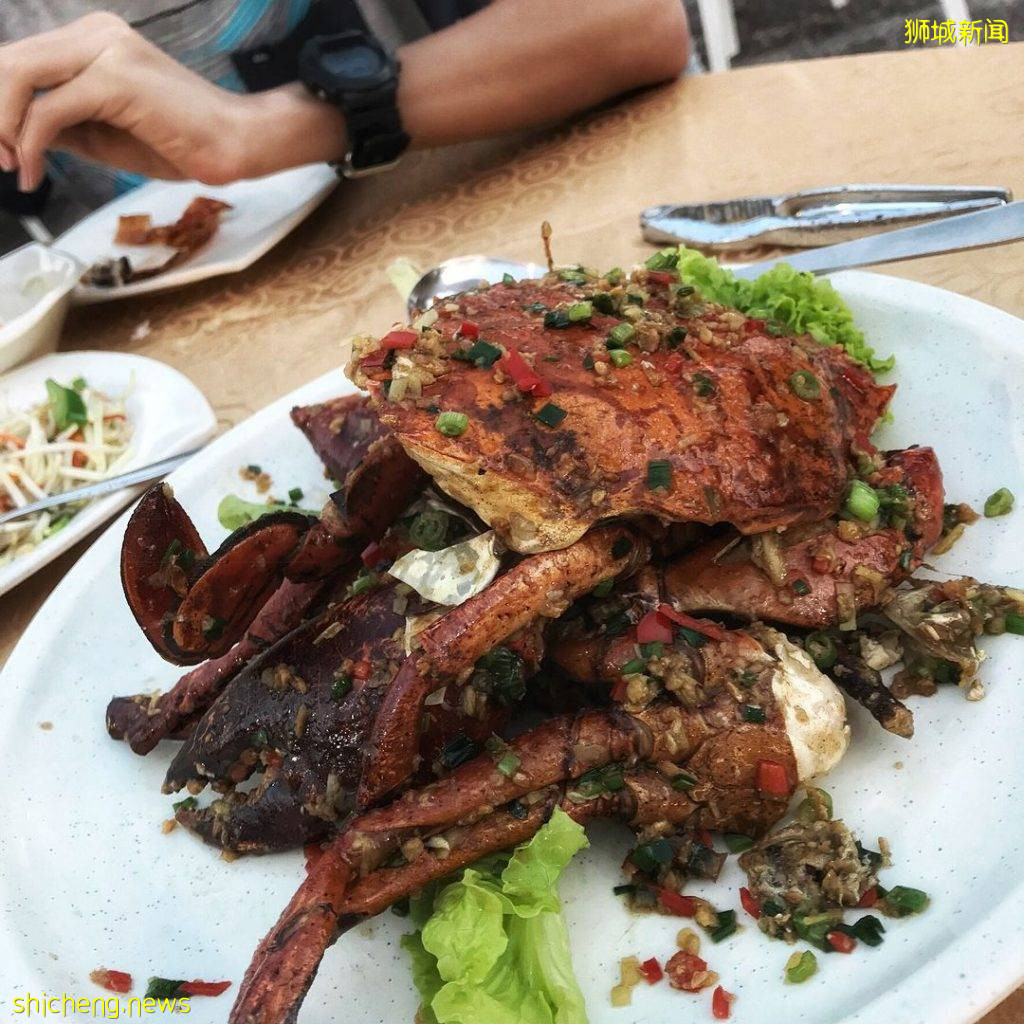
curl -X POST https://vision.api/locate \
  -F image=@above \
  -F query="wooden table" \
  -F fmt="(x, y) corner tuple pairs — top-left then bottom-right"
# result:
(3, 41), (1023, 1022)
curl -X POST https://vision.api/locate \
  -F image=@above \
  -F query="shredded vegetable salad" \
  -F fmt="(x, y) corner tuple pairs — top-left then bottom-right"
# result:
(0, 376), (133, 567)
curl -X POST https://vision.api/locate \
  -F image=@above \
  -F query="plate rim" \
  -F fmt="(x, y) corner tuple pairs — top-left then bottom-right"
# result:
(1, 270), (1023, 1024)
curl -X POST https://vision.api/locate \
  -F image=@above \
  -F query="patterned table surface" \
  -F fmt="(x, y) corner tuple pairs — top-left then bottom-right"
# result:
(3, 40), (1023, 1023)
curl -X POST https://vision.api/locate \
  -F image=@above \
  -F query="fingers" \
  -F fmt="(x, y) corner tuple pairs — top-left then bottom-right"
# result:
(0, 12), (125, 153)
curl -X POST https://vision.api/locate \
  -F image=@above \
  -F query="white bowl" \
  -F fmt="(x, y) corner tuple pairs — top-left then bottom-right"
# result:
(0, 243), (82, 372)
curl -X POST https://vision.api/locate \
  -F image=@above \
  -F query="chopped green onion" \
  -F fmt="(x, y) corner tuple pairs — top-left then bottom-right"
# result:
(692, 372), (716, 397)
(288, 487), (304, 503)
(1005, 612), (1024, 635)
(741, 704), (766, 724)
(792, 578), (810, 596)
(641, 641), (663, 659)
(805, 631), (838, 669)
(677, 625), (708, 648)
(607, 322), (635, 348)
(632, 837), (675, 874)
(723, 834), (754, 853)
(535, 403), (567, 428)
(671, 770), (697, 790)
(847, 914), (886, 946)
(331, 674), (352, 701)
(173, 796), (198, 812)
(44, 514), (72, 537)
(761, 898), (786, 918)
(496, 751), (521, 777)
(523, 301), (548, 314)
(788, 370), (821, 400)
(881, 885), (930, 916)
(146, 978), (186, 1000)
(558, 267), (588, 284)
(502, 273), (516, 285)
(435, 411), (469, 436)
(666, 326), (686, 348)
(707, 909), (737, 943)
(544, 308), (572, 329)
(620, 657), (645, 675)
(984, 487), (1014, 517)
(590, 292), (616, 314)
(645, 250), (679, 271)
(613, 883), (638, 896)
(626, 293), (645, 306)
(465, 339), (503, 367)
(793, 911), (843, 950)
(604, 267), (624, 284)
(609, 349), (632, 368)
(246, 464), (262, 475)
(647, 459), (672, 492)
(567, 301), (593, 323)
(591, 578), (614, 598)
(795, 787), (833, 823)
(583, 352), (595, 370)
(844, 479), (880, 522)
(408, 508), (450, 550)
(45, 378), (88, 430)
(785, 950), (818, 984)
(569, 764), (625, 800)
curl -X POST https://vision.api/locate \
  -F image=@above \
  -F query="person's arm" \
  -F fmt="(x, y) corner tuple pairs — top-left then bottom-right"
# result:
(0, 0), (690, 191)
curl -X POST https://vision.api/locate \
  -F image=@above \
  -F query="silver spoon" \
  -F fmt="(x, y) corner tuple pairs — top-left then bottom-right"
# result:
(406, 254), (545, 317)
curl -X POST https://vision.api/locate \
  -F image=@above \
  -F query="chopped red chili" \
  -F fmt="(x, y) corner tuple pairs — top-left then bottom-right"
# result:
(352, 660), (372, 681)
(647, 270), (676, 285)
(756, 759), (791, 798)
(739, 886), (761, 920)
(826, 930), (856, 954)
(665, 950), (708, 991)
(657, 888), (699, 917)
(179, 980), (232, 997)
(657, 605), (730, 641)
(857, 886), (879, 908)
(498, 348), (552, 398)
(712, 985), (734, 1019)
(640, 957), (664, 984)
(90, 968), (133, 994)
(458, 320), (479, 340)
(360, 540), (383, 568)
(745, 318), (766, 333)
(381, 329), (418, 350)
(637, 609), (673, 644)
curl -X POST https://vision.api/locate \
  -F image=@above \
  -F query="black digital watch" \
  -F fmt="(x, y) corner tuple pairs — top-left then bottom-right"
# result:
(297, 30), (409, 178)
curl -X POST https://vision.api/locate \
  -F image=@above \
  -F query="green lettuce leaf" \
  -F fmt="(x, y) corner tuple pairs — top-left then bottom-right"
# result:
(216, 494), (316, 531)
(668, 247), (894, 373)
(402, 808), (590, 1024)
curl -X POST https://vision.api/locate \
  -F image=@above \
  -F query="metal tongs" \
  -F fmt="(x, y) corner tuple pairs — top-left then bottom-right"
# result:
(641, 184), (1012, 251)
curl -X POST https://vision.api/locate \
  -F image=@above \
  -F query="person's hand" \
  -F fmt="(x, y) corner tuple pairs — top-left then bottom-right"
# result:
(0, 12), (347, 190)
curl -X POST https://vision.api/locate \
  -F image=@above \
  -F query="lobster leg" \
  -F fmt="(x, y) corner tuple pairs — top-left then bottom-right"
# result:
(358, 524), (650, 807)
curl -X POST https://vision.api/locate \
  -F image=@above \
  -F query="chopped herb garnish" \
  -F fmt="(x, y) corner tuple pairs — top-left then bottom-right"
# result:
(645, 250), (679, 271)
(569, 764), (625, 801)
(465, 339), (503, 367)
(496, 751), (521, 777)
(502, 272), (516, 285)
(146, 978), (186, 1000)
(805, 631), (838, 669)
(590, 292), (615, 314)
(45, 379), (88, 431)
(349, 570), (379, 595)
(173, 796), (198, 813)
(558, 267), (588, 284)
(632, 837), (675, 874)
(984, 487), (1014, 517)
(1005, 612), (1024, 635)
(620, 657), (645, 675)
(792, 578), (810, 596)
(567, 301), (593, 323)
(692, 372), (716, 397)
(611, 537), (632, 559)
(288, 487), (304, 503)
(408, 508), (450, 550)
(856, 840), (884, 870)
(583, 353), (595, 370)
(535, 403), (567, 428)
(523, 301), (548, 313)
(741, 704), (766, 724)
(788, 369), (821, 400)
(472, 646), (527, 704)
(626, 292), (645, 306)
(761, 898), (786, 918)
(435, 411), (469, 436)
(880, 885), (930, 916)
(785, 950), (817, 984)
(246, 464), (262, 475)
(667, 326), (686, 347)
(706, 909), (737, 943)
(613, 883), (637, 896)
(641, 642), (663, 659)
(331, 674), (352, 701)
(845, 915), (885, 946)
(844, 479), (880, 522)
(607, 322), (635, 348)
(591, 578), (615, 598)
(439, 732), (477, 770)
(723, 834), (754, 853)
(646, 459), (672, 491)
(544, 308), (572, 329)
(671, 770), (697, 790)
(609, 349), (632, 368)
(677, 625), (708, 648)
(795, 787), (834, 823)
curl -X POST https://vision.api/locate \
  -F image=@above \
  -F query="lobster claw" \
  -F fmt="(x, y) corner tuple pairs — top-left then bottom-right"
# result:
(121, 484), (312, 666)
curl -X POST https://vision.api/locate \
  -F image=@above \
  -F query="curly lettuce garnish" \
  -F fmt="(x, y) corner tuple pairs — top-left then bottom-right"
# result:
(402, 807), (589, 1024)
(660, 247), (894, 373)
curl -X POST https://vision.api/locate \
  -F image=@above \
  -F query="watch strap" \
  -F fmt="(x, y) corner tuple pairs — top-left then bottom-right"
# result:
(342, 76), (410, 175)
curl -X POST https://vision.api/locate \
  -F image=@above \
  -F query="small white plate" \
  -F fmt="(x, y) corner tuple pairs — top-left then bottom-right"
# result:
(0, 273), (1023, 1024)
(0, 350), (216, 597)
(55, 164), (339, 304)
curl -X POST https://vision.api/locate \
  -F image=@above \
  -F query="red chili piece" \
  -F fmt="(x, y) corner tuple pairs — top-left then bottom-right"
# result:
(498, 348), (552, 398)
(91, 969), (133, 994)
(360, 541), (383, 568)
(826, 930), (856, 954)
(640, 957), (663, 985)
(857, 886), (879, 908)
(637, 609), (673, 644)
(739, 886), (761, 920)
(179, 980), (232, 997)
(657, 604), (730, 641)
(647, 270), (676, 285)
(381, 329), (418, 350)
(352, 660), (372, 681)
(712, 985), (734, 1019)
(665, 951), (708, 992)
(756, 759), (791, 797)
(657, 887), (699, 917)
(458, 320), (479, 340)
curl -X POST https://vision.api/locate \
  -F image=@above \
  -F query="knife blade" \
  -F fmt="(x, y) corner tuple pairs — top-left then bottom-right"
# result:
(731, 199), (1024, 280)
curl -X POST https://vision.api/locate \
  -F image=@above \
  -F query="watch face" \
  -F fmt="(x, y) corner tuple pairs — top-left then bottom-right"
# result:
(322, 43), (385, 84)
